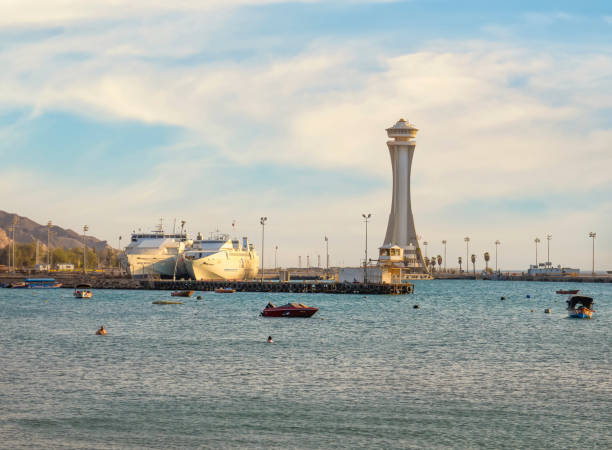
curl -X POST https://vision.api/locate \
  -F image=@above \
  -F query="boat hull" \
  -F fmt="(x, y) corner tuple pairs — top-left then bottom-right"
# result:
(126, 253), (189, 279)
(261, 307), (319, 318)
(171, 290), (194, 297)
(185, 253), (258, 281)
(568, 307), (593, 319)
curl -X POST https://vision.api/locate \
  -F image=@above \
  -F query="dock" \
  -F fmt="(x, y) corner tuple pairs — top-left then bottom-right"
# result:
(147, 280), (414, 295)
(0, 273), (413, 295)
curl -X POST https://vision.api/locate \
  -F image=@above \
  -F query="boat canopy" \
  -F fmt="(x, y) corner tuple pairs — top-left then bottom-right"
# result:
(567, 295), (594, 309)
(75, 283), (92, 289)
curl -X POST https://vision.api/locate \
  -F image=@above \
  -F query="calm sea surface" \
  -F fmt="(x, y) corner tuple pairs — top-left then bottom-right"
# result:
(1, 280), (610, 449)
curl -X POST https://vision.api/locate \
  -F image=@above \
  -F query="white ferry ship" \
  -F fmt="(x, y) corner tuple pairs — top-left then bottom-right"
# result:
(123, 223), (191, 279)
(183, 232), (259, 281)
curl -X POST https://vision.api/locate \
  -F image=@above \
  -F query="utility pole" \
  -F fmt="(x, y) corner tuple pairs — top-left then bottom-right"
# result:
(274, 246), (278, 270)
(362, 213), (371, 283)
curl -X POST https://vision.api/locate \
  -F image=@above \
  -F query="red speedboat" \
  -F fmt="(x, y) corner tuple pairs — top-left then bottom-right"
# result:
(261, 302), (319, 318)
(556, 289), (579, 295)
(171, 290), (194, 297)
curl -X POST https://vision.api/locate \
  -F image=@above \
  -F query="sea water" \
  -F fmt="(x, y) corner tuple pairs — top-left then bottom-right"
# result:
(0, 280), (610, 449)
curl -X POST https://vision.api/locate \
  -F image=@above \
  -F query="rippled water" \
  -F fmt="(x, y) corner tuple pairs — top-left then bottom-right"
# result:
(1, 280), (610, 449)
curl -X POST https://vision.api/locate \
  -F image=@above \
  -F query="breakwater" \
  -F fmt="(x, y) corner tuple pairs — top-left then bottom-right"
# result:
(148, 280), (414, 295)
(0, 274), (413, 294)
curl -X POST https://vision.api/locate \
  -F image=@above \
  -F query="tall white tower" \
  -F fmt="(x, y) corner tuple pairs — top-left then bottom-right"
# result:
(378, 118), (428, 280)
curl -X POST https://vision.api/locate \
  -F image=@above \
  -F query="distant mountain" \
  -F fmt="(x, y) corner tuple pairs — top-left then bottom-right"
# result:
(0, 210), (111, 251)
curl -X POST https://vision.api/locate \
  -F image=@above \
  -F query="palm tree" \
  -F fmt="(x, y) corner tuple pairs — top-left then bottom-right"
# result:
(431, 258), (436, 272)
(484, 252), (490, 272)
(471, 254), (476, 277)
(458, 256), (462, 272)
(437, 255), (442, 272)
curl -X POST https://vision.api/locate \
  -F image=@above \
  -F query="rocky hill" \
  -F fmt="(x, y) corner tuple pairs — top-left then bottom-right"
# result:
(0, 210), (111, 251)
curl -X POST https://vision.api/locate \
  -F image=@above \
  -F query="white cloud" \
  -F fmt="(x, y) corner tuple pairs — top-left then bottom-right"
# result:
(0, 9), (611, 270)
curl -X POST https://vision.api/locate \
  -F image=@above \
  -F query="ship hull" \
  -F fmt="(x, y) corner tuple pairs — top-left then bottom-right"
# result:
(125, 254), (189, 279)
(185, 253), (258, 281)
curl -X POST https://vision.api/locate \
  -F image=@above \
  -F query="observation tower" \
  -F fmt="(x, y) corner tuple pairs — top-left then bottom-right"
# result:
(378, 118), (429, 282)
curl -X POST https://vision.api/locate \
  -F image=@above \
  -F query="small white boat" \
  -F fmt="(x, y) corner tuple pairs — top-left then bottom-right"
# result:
(74, 284), (93, 299)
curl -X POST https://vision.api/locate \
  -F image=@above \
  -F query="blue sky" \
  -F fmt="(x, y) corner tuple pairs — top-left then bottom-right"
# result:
(1, 0), (611, 270)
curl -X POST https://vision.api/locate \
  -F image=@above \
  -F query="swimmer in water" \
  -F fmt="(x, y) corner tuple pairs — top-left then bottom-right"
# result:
(96, 325), (106, 335)
(267, 336), (273, 343)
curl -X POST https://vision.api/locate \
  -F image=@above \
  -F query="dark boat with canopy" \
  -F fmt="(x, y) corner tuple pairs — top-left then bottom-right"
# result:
(566, 295), (594, 319)
(261, 302), (319, 318)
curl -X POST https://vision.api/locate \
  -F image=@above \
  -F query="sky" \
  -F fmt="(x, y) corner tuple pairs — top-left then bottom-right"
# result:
(1, 0), (611, 271)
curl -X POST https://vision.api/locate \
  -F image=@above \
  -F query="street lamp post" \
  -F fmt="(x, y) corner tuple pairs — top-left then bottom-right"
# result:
(83, 225), (89, 274)
(546, 234), (552, 267)
(260, 217), (267, 283)
(11, 216), (19, 273)
(275, 245), (278, 270)
(423, 241), (428, 258)
(494, 240), (500, 272)
(47, 221), (52, 269)
(442, 240), (447, 272)
(464, 237), (470, 273)
(362, 213), (371, 283)
(325, 236), (329, 271)
(7, 225), (13, 272)
(118, 236), (122, 271)
(589, 232), (596, 275)
(534, 237), (540, 266)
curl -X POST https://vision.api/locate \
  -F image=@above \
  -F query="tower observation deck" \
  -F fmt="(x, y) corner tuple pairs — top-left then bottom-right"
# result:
(378, 118), (430, 282)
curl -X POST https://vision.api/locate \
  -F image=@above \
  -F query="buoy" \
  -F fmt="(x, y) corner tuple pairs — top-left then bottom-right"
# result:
(530, 309), (534, 312)
(544, 308), (551, 314)
(501, 296), (506, 300)
(413, 304), (420, 309)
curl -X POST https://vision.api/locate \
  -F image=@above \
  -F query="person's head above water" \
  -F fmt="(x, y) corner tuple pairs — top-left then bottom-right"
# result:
(267, 336), (273, 343)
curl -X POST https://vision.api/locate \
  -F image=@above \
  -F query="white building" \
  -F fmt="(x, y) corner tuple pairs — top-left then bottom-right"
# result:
(378, 119), (430, 283)
(338, 267), (382, 284)
(527, 264), (580, 276)
(56, 263), (75, 271)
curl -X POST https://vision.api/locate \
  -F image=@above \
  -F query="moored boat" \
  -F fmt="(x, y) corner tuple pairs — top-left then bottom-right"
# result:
(567, 295), (594, 319)
(74, 284), (93, 298)
(171, 290), (194, 297)
(261, 302), (319, 318)
(25, 278), (62, 288)
(556, 289), (579, 295)
(215, 288), (235, 294)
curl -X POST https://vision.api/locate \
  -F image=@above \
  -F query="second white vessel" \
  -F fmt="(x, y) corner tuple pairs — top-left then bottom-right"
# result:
(183, 232), (259, 281)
